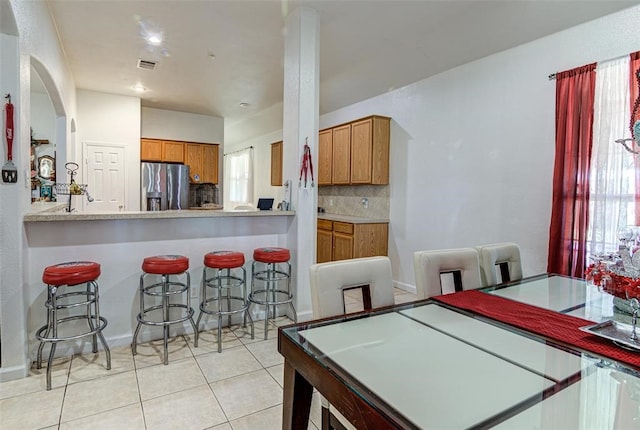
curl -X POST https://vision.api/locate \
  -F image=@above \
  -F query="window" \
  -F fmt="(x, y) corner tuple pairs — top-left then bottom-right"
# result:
(224, 147), (254, 208)
(586, 57), (635, 256)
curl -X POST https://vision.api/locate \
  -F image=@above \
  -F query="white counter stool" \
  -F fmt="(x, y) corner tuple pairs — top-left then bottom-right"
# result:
(35, 261), (111, 390)
(197, 251), (254, 352)
(132, 255), (198, 364)
(248, 247), (296, 339)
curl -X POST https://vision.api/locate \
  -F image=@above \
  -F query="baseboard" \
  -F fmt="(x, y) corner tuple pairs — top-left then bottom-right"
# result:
(0, 363), (29, 383)
(394, 281), (417, 295)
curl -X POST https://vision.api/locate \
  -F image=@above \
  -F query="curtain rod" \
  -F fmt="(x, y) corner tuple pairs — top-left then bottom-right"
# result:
(223, 146), (253, 156)
(549, 53), (631, 80)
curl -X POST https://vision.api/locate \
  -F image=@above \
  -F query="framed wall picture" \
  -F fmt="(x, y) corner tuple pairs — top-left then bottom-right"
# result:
(40, 185), (52, 200)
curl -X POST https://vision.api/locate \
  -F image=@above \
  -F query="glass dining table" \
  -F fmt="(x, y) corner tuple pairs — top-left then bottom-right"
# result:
(278, 274), (640, 429)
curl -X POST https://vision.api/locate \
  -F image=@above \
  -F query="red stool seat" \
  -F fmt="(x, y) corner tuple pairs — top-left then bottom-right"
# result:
(253, 247), (290, 264)
(43, 261), (101, 286)
(204, 251), (245, 269)
(142, 255), (189, 275)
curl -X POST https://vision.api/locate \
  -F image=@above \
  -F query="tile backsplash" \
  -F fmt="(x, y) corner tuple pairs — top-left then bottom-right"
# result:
(318, 185), (389, 218)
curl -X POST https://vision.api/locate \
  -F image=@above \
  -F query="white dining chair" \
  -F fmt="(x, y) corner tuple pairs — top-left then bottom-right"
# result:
(309, 256), (395, 430)
(413, 248), (483, 299)
(476, 242), (523, 287)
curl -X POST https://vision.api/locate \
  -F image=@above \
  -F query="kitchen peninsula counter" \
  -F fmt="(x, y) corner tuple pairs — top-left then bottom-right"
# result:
(317, 213), (389, 224)
(24, 207), (294, 222)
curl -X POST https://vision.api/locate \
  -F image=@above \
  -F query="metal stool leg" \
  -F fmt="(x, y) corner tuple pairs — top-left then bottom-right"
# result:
(185, 272), (198, 348)
(45, 287), (59, 391)
(37, 286), (55, 369)
(85, 281), (98, 353)
(162, 275), (170, 365)
(132, 274), (145, 356)
(93, 281), (111, 369)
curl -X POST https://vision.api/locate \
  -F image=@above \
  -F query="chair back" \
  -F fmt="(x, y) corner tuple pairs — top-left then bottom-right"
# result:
(476, 242), (523, 286)
(309, 256), (395, 319)
(413, 248), (483, 299)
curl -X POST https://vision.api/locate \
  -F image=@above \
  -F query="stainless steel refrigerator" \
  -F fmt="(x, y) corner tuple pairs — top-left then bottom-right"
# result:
(141, 162), (190, 210)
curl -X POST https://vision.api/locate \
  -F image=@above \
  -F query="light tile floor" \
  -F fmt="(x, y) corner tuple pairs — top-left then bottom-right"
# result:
(0, 287), (416, 430)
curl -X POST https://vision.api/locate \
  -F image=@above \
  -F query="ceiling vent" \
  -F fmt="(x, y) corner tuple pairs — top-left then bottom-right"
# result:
(137, 59), (157, 70)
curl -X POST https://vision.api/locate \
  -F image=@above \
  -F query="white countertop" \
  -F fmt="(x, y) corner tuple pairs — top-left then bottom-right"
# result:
(317, 213), (389, 224)
(24, 205), (295, 222)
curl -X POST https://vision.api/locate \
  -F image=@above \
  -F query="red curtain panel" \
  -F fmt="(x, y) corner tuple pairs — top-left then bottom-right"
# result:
(547, 64), (596, 278)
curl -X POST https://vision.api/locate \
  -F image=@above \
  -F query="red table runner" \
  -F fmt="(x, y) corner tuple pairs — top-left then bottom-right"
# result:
(432, 290), (640, 370)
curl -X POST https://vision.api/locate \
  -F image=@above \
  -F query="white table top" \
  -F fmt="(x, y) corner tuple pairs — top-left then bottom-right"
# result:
(488, 275), (597, 312)
(493, 365), (640, 429)
(300, 306), (579, 429)
(285, 275), (640, 429)
(487, 275), (631, 324)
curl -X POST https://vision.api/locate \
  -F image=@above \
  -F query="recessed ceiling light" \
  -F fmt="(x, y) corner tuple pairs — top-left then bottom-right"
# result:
(147, 34), (163, 46)
(239, 102), (249, 108)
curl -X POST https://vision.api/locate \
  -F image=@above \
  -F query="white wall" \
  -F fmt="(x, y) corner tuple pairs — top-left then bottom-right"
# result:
(30, 92), (55, 149)
(1, 0), (78, 381)
(141, 107), (224, 143)
(76, 90), (141, 211)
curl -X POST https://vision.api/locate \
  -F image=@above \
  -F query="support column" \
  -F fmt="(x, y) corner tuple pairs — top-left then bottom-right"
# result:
(282, 7), (319, 322)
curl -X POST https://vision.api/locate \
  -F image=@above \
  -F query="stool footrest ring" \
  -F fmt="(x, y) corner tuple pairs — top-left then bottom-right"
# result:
(248, 289), (294, 306)
(136, 304), (195, 326)
(142, 281), (189, 297)
(36, 316), (108, 342)
(199, 297), (249, 317)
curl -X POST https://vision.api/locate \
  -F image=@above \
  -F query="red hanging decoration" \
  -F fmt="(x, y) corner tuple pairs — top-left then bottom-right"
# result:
(2, 94), (17, 183)
(299, 137), (314, 188)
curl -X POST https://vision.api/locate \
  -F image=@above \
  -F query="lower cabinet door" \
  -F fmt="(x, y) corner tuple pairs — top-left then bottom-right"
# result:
(317, 229), (333, 263)
(333, 232), (354, 261)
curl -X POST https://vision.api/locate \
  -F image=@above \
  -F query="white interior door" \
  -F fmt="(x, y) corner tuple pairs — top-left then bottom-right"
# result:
(84, 142), (126, 212)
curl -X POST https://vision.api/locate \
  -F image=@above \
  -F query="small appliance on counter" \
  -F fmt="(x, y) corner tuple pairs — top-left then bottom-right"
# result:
(257, 198), (274, 211)
(141, 162), (189, 210)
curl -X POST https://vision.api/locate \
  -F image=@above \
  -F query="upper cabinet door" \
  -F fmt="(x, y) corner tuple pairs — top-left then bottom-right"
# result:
(351, 116), (390, 184)
(202, 144), (219, 184)
(318, 130), (332, 185)
(332, 124), (351, 185)
(185, 144), (203, 182)
(270, 141), (283, 186)
(162, 141), (185, 163)
(141, 138), (163, 161)
(370, 116), (390, 185)
(350, 118), (373, 184)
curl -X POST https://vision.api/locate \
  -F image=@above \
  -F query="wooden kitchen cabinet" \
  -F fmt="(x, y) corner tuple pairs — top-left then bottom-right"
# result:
(316, 218), (388, 262)
(140, 138), (163, 161)
(185, 143), (219, 184)
(332, 124), (351, 185)
(140, 138), (184, 163)
(185, 144), (203, 182)
(270, 141), (283, 186)
(351, 116), (390, 184)
(318, 130), (332, 185)
(162, 140), (185, 163)
(317, 115), (390, 185)
(316, 219), (333, 263)
(201, 144), (219, 184)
